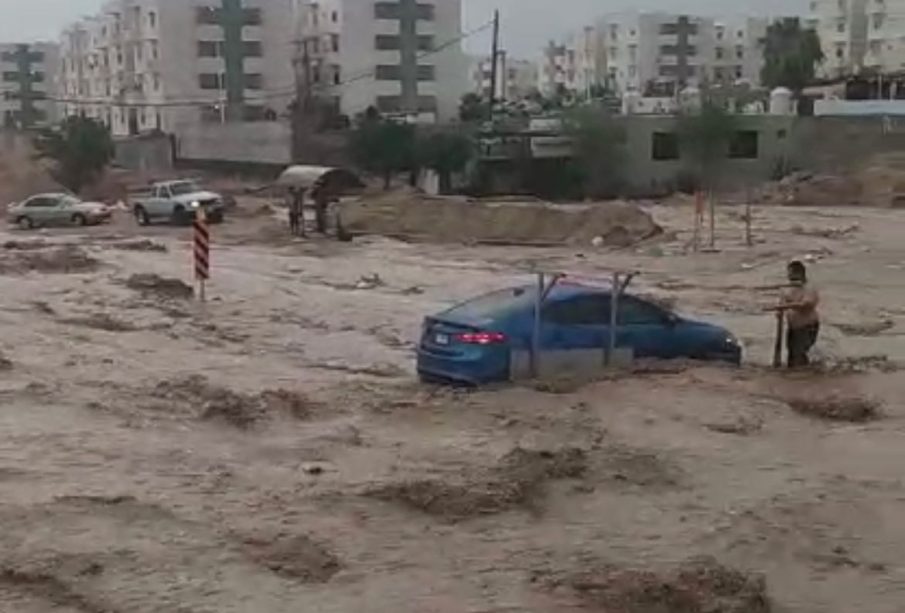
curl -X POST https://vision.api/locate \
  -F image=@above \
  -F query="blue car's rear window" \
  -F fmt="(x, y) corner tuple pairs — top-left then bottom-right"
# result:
(445, 287), (535, 321)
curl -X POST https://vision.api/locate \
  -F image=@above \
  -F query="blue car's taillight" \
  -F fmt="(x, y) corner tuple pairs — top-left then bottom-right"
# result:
(454, 331), (506, 345)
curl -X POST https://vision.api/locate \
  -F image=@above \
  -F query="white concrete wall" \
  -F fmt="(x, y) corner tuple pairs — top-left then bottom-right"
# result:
(175, 121), (292, 164)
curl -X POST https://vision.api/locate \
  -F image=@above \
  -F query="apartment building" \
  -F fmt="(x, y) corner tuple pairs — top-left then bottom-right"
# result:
(470, 53), (538, 101)
(807, 0), (905, 77)
(296, 0), (468, 123)
(58, 0), (295, 137)
(537, 41), (576, 96)
(1, 42), (58, 128)
(598, 12), (767, 95)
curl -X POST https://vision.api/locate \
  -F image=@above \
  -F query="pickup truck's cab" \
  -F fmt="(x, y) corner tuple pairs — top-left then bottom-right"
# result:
(132, 180), (226, 226)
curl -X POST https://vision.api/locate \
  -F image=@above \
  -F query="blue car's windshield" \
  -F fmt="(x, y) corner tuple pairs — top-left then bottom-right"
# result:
(445, 286), (535, 321)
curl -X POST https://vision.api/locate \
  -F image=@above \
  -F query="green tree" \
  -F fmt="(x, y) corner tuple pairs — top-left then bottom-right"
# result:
(416, 130), (474, 193)
(761, 18), (824, 93)
(459, 93), (488, 123)
(563, 107), (627, 199)
(676, 101), (739, 190)
(348, 116), (416, 189)
(33, 116), (114, 193)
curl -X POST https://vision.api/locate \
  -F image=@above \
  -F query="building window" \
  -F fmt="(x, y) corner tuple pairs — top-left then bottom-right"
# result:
(873, 13), (885, 29)
(243, 8), (262, 26)
(32, 71), (44, 83)
(417, 65), (435, 80)
(331, 11), (338, 22)
(716, 28), (724, 41)
(836, 45), (845, 59)
(660, 23), (678, 35)
(149, 11), (156, 27)
(652, 132), (679, 160)
(374, 2), (400, 19)
(715, 46), (724, 59)
(735, 65), (743, 79)
(376, 95), (401, 112)
(243, 41), (263, 57)
(243, 105), (266, 121)
(330, 34), (340, 53)
(736, 46), (744, 59)
(837, 20), (846, 33)
(197, 7), (220, 25)
(418, 96), (437, 112)
(198, 72), (223, 90)
(375, 64), (401, 80)
(198, 41), (222, 57)
(244, 73), (262, 89)
(2, 71), (18, 82)
(416, 4), (435, 20)
(729, 130), (759, 159)
(374, 2), (434, 20)
(375, 35), (400, 50)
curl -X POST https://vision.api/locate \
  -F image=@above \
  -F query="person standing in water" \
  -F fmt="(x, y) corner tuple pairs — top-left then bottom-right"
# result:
(778, 260), (820, 368)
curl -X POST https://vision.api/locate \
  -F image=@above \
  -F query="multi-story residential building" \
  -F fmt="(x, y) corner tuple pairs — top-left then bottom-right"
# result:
(572, 25), (607, 98)
(470, 52), (537, 101)
(598, 12), (768, 96)
(295, 0), (468, 123)
(807, 0), (905, 77)
(58, 0), (296, 137)
(1, 42), (58, 128)
(537, 41), (576, 96)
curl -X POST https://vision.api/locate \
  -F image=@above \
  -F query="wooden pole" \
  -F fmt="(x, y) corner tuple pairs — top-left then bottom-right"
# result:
(708, 190), (716, 248)
(772, 311), (784, 368)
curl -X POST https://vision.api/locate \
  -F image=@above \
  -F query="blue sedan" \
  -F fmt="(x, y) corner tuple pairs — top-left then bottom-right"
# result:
(417, 282), (741, 385)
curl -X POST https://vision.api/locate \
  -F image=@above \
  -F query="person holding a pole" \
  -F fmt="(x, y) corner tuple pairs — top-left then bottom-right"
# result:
(773, 260), (820, 368)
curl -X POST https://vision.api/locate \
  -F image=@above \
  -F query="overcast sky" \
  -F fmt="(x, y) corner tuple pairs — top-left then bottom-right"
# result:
(0, 0), (808, 58)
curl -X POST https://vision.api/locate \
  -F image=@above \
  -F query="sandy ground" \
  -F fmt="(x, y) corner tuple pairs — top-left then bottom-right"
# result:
(1, 199), (905, 612)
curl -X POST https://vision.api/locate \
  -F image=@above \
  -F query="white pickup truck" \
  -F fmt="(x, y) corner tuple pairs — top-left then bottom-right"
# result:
(131, 179), (226, 226)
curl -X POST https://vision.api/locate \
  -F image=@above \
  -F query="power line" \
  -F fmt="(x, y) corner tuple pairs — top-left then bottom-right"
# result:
(48, 20), (494, 110)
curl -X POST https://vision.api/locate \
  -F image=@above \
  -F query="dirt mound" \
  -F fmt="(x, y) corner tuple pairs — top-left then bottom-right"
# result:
(786, 395), (881, 423)
(0, 245), (99, 275)
(153, 376), (317, 428)
(501, 447), (588, 480)
(106, 239), (168, 253)
(338, 192), (662, 246)
(241, 534), (340, 582)
(539, 556), (771, 613)
(366, 446), (588, 521)
(125, 273), (194, 300)
(61, 313), (137, 332)
(0, 133), (62, 205)
(366, 478), (539, 521)
(2, 239), (49, 251)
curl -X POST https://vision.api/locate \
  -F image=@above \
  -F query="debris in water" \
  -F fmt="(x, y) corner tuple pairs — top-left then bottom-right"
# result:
(125, 273), (194, 300)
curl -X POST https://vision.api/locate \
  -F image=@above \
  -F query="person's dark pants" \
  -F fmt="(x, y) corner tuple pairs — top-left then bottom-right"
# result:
(289, 211), (300, 236)
(787, 322), (819, 368)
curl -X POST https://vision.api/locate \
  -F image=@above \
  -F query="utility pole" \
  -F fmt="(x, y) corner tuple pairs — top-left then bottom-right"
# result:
(488, 9), (500, 122)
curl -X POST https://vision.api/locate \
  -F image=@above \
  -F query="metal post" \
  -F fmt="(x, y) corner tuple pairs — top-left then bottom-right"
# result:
(745, 186), (753, 247)
(531, 272), (544, 378)
(488, 10), (500, 121)
(708, 191), (716, 248)
(607, 272), (619, 366)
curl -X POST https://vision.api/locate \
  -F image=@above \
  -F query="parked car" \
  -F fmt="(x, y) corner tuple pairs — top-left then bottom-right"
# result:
(6, 193), (112, 230)
(417, 283), (742, 385)
(131, 179), (226, 226)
